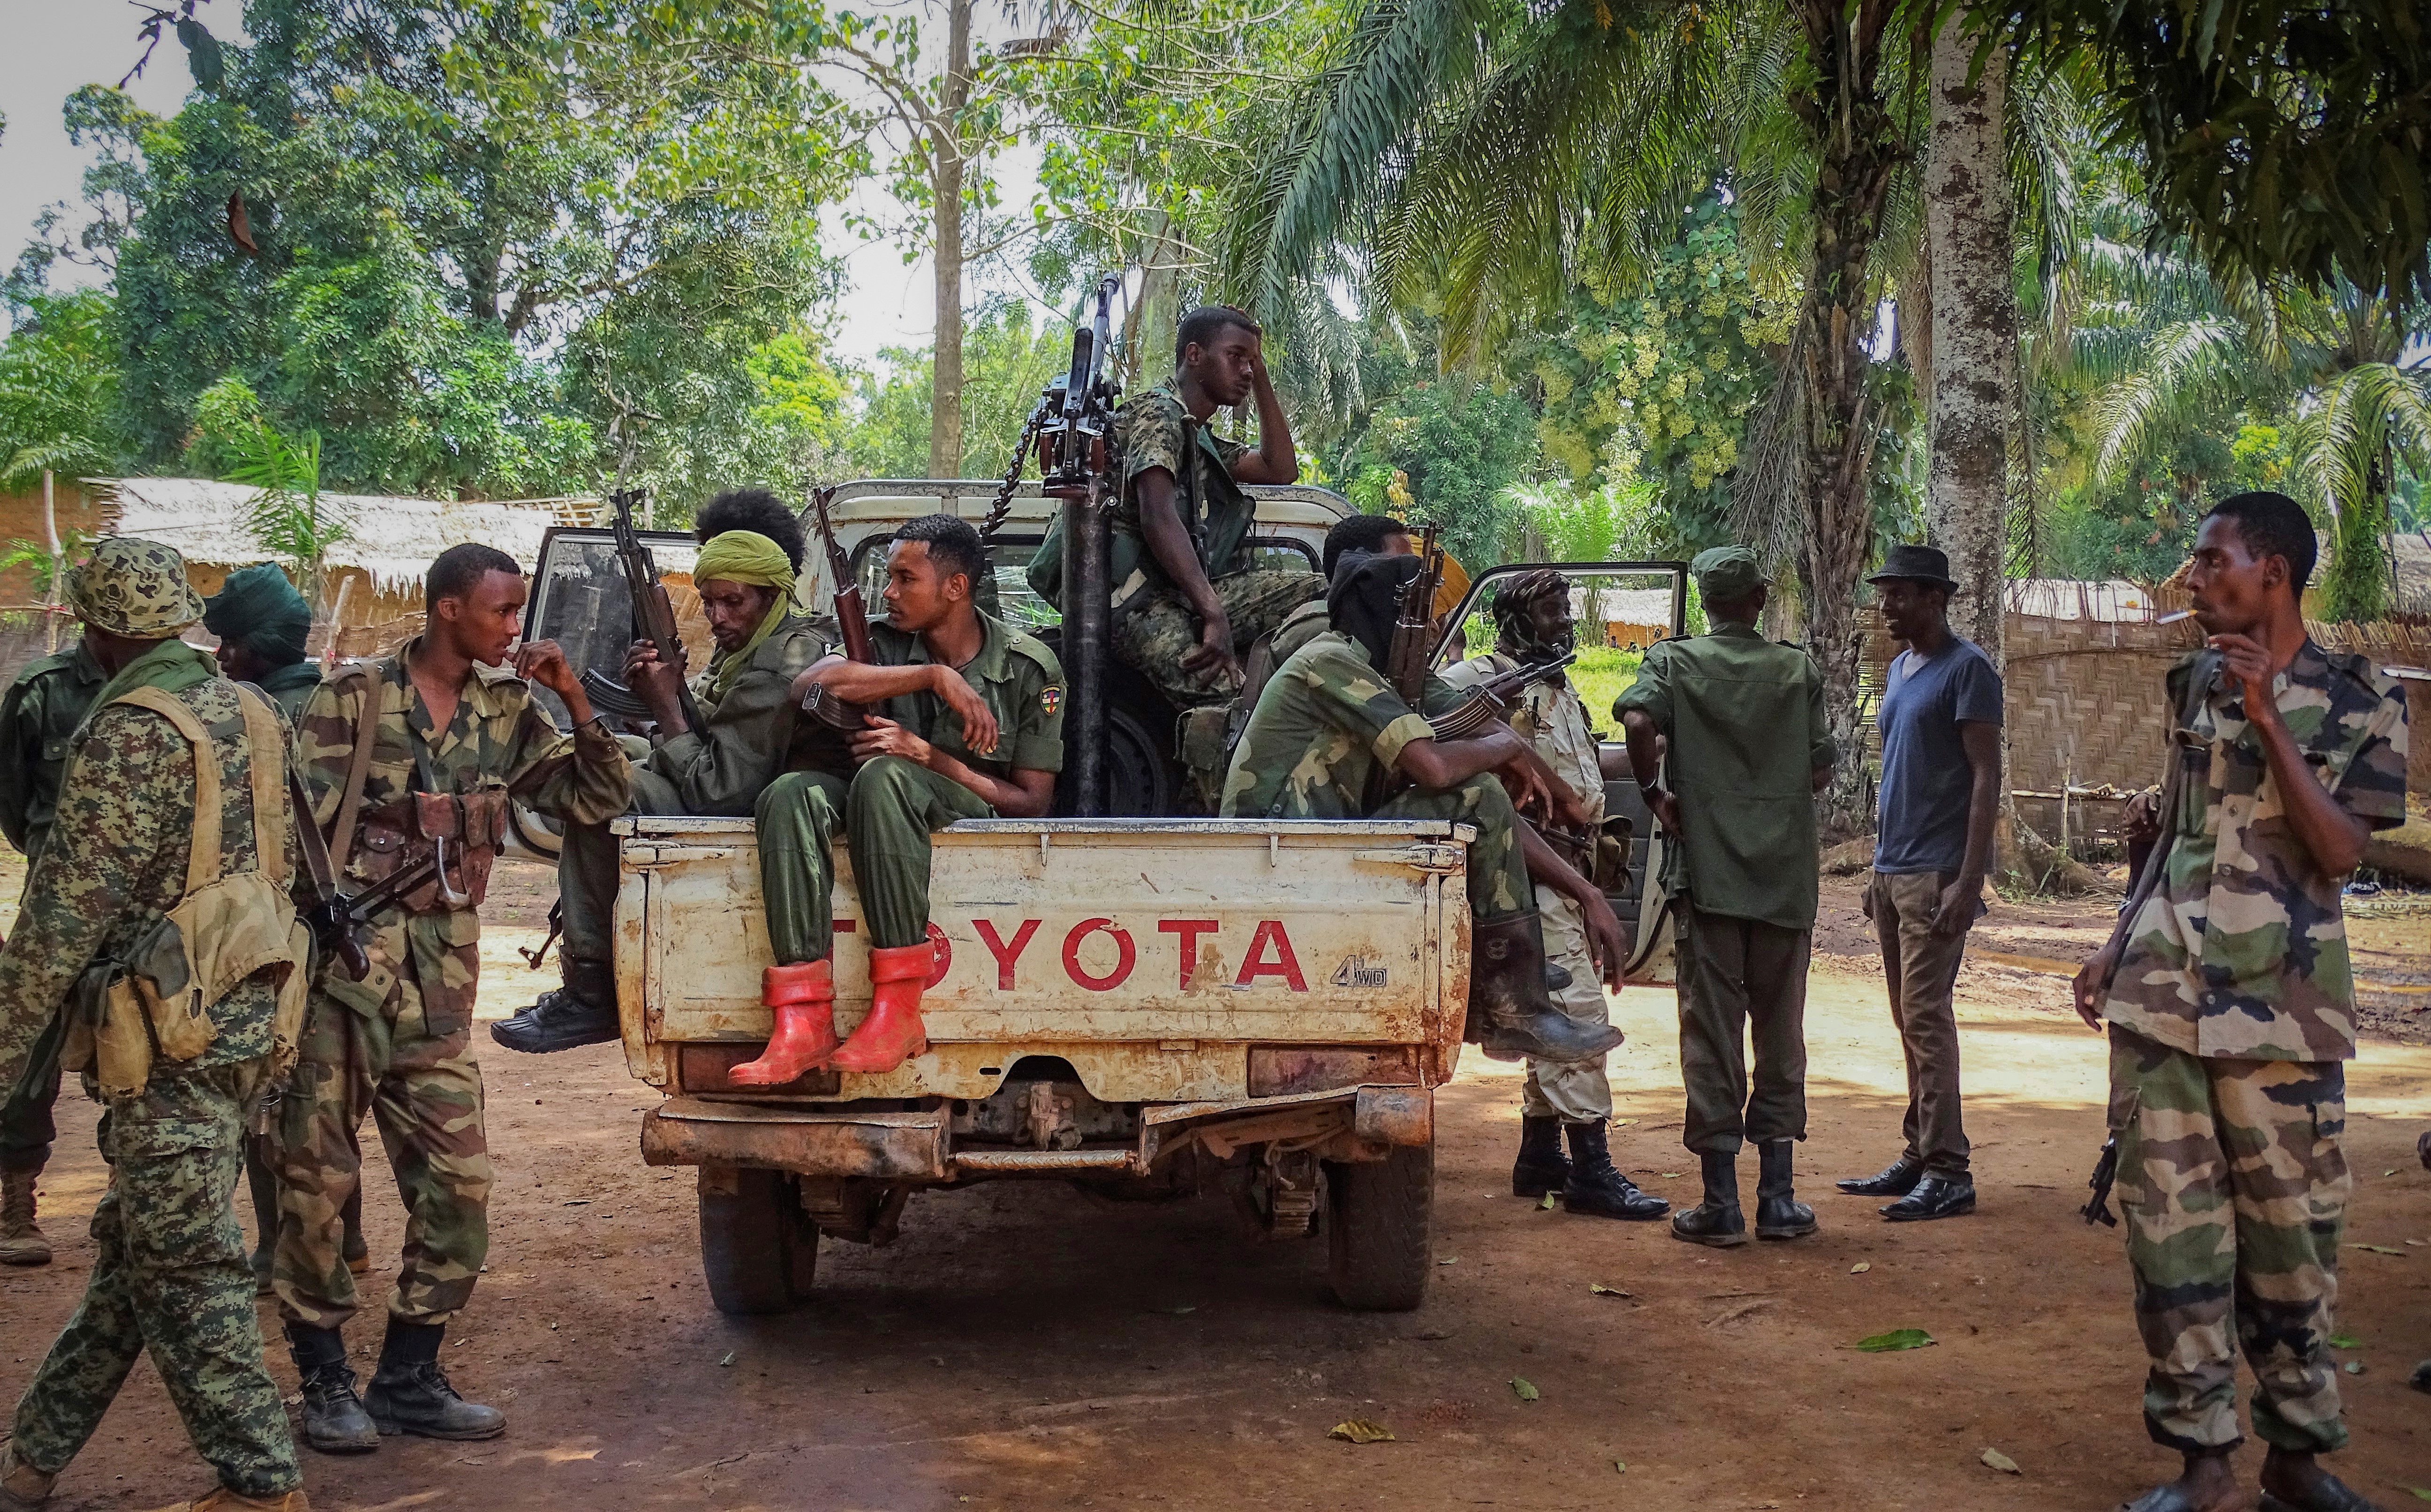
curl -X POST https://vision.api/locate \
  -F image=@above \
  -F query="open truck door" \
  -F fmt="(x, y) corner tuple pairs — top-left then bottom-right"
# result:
(1431, 559), (1690, 986)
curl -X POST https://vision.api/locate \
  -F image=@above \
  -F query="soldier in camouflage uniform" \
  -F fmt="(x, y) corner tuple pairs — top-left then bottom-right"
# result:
(492, 515), (850, 1054)
(1442, 570), (1665, 1221)
(741, 515), (1065, 1082)
(0, 538), (308, 1512)
(2074, 493), (2408, 1512)
(0, 617), (106, 1269)
(1026, 306), (1321, 713)
(1220, 551), (1623, 1066)
(198, 563), (370, 1294)
(273, 543), (631, 1455)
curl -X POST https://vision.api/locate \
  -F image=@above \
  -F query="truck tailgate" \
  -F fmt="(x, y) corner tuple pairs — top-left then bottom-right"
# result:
(614, 818), (1468, 1095)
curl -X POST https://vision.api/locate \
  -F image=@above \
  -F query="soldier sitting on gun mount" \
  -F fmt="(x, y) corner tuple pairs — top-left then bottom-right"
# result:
(738, 513), (1065, 1083)
(199, 565), (375, 1296)
(1442, 570), (1666, 1221)
(494, 518), (851, 1054)
(1025, 305), (1322, 712)
(1219, 551), (1623, 1065)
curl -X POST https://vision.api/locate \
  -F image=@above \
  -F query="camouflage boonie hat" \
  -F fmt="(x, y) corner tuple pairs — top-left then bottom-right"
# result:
(68, 536), (207, 637)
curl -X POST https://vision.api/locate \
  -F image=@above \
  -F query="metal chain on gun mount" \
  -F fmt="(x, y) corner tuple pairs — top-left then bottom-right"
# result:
(978, 404), (1051, 545)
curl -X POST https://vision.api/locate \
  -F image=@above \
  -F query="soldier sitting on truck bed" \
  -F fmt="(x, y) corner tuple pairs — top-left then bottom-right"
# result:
(1025, 305), (1322, 712)
(1220, 551), (1625, 1066)
(738, 512), (1065, 1083)
(495, 506), (852, 1053)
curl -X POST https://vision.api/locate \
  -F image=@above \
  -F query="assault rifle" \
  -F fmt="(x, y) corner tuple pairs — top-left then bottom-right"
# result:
(1428, 649), (1579, 741)
(800, 485), (872, 731)
(578, 487), (704, 734)
(1381, 525), (1443, 712)
(290, 760), (445, 983)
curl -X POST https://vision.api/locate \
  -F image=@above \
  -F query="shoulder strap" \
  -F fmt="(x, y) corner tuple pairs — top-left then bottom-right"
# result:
(232, 685), (292, 891)
(327, 664), (382, 873)
(110, 686), (223, 897)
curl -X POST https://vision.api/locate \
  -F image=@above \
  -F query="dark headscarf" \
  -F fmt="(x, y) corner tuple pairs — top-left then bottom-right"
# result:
(1491, 567), (1575, 676)
(202, 562), (312, 667)
(1327, 551), (1423, 667)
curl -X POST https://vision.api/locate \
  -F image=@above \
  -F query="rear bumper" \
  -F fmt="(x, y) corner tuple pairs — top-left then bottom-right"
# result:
(639, 1084), (1432, 1181)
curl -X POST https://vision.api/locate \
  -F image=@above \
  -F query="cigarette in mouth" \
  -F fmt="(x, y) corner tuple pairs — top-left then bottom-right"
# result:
(2156, 610), (2195, 625)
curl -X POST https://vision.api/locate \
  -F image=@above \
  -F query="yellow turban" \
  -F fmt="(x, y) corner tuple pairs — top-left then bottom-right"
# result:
(692, 529), (797, 596)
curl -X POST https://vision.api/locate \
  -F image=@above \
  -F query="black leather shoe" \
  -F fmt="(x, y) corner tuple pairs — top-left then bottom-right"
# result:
(1880, 1172), (1975, 1222)
(1511, 1114), (1570, 1198)
(490, 985), (618, 1053)
(1753, 1139), (1817, 1240)
(365, 1320), (506, 1441)
(1669, 1150), (1747, 1247)
(286, 1321), (379, 1454)
(1561, 1121), (1669, 1220)
(1835, 1158), (1924, 1197)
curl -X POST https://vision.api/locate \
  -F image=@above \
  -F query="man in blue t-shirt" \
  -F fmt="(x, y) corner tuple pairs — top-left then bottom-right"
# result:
(1837, 544), (2002, 1223)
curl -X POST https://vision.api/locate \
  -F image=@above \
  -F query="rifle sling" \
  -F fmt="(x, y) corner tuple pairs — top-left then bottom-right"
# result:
(326, 665), (382, 876)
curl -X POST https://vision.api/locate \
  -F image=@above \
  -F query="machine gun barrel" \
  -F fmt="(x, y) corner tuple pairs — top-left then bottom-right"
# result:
(1054, 273), (1125, 817)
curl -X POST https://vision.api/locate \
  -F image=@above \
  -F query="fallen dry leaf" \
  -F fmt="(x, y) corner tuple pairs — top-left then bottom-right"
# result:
(1850, 1262), (1871, 1274)
(1329, 1419), (1396, 1444)
(1855, 1328), (1935, 1353)
(1981, 1448), (2020, 1474)
(1589, 1283), (1631, 1297)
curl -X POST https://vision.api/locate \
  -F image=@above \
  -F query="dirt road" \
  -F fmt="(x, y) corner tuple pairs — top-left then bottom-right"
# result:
(6, 864), (2430, 1511)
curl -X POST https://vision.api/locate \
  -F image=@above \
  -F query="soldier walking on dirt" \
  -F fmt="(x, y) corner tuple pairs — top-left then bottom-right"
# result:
(0, 587), (107, 1270)
(272, 544), (631, 1455)
(1442, 570), (1666, 1220)
(1221, 551), (1623, 1066)
(199, 564), (371, 1293)
(2073, 491), (2408, 1512)
(493, 494), (851, 1054)
(1836, 543), (2002, 1223)
(1024, 306), (1321, 713)
(1616, 547), (1835, 1248)
(0, 539), (311, 1512)
(738, 514), (1066, 1082)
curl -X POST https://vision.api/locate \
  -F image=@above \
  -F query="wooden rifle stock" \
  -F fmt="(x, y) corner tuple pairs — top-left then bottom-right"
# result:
(589, 488), (704, 733)
(1383, 526), (1443, 711)
(803, 486), (872, 730)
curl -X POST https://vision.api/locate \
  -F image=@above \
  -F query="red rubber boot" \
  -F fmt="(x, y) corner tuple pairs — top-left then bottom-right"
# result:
(828, 943), (932, 1074)
(729, 960), (838, 1085)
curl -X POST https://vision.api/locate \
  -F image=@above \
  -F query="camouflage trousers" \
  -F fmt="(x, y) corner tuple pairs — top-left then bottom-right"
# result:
(757, 759), (991, 955)
(0, 1006), (64, 1174)
(1113, 569), (1325, 710)
(1522, 885), (1614, 1122)
(2107, 1026), (2349, 1454)
(273, 937), (493, 1331)
(1676, 904), (1809, 1155)
(1374, 774), (1532, 926)
(10, 1059), (301, 1498)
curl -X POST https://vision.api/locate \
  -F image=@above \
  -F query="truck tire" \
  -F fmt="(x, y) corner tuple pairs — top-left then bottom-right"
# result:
(1324, 1143), (1433, 1312)
(699, 1167), (816, 1316)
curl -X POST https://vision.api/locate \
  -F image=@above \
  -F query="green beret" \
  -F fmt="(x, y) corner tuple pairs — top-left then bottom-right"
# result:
(1691, 545), (1765, 603)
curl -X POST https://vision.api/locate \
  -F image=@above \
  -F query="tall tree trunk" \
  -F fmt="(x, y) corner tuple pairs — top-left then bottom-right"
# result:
(1788, 0), (1904, 837)
(1924, 16), (2016, 657)
(927, 0), (974, 480)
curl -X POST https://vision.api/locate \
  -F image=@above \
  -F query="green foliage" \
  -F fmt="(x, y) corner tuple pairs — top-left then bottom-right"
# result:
(216, 409), (349, 601)
(0, 291), (123, 491)
(1346, 377), (1540, 570)
(846, 302), (1070, 481)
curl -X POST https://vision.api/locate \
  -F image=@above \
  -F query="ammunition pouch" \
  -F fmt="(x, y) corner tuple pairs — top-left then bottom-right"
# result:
(355, 790), (509, 913)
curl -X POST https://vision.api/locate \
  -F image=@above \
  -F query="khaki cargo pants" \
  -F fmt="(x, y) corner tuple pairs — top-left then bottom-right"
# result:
(1523, 885), (1614, 1122)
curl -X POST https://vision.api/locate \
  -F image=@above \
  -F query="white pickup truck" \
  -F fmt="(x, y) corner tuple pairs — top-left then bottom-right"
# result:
(521, 481), (1684, 1315)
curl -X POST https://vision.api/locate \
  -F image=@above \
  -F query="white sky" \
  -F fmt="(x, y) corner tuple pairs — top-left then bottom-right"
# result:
(0, 0), (1059, 370)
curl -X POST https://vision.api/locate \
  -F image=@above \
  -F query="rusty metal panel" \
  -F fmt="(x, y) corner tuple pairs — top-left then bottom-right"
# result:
(1353, 1085), (1433, 1147)
(641, 1098), (946, 1179)
(950, 1149), (1137, 1174)
(619, 820), (1464, 1100)
(678, 1043), (841, 1097)
(1246, 1046), (1421, 1097)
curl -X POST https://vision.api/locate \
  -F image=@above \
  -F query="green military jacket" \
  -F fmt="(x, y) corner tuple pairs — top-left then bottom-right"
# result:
(1026, 377), (1256, 615)
(1613, 621), (1835, 930)
(870, 611), (1067, 782)
(1219, 630), (1447, 820)
(252, 659), (325, 725)
(0, 642), (302, 1094)
(296, 640), (633, 1024)
(2101, 640), (2409, 1061)
(653, 615), (853, 815)
(0, 639), (107, 866)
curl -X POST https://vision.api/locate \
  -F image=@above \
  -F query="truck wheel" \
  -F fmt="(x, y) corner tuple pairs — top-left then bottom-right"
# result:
(1324, 1143), (1433, 1311)
(698, 1167), (816, 1316)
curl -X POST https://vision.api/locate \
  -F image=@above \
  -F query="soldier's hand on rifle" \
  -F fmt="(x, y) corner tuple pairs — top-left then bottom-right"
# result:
(1180, 609), (1242, 686)
(514, 640), (580, 700)
(933, 667), (1000, 756)
(850, 715), (932, 768)
(2072, 942), (2118, 1032)
(623, 639), (690, 730)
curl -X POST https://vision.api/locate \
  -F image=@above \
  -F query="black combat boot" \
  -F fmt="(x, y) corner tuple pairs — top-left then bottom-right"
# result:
(1562, 1121), (1670, 1220)
(1511, 1114), (1569, 1198)
(363, 1319), (506, 1441)
(1471, 916), (1626, 1064)
(1754, 1139), (1818, 1240)
(1669, 1149), (1748, 1248)
(1835, 1156), (1923, 1197)
(285, 1320), (378, 1454)
(490, 956), (618, 1053)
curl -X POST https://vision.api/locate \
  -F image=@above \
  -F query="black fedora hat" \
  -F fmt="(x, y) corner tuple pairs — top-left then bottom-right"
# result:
(1866, 543), (1957, 592)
